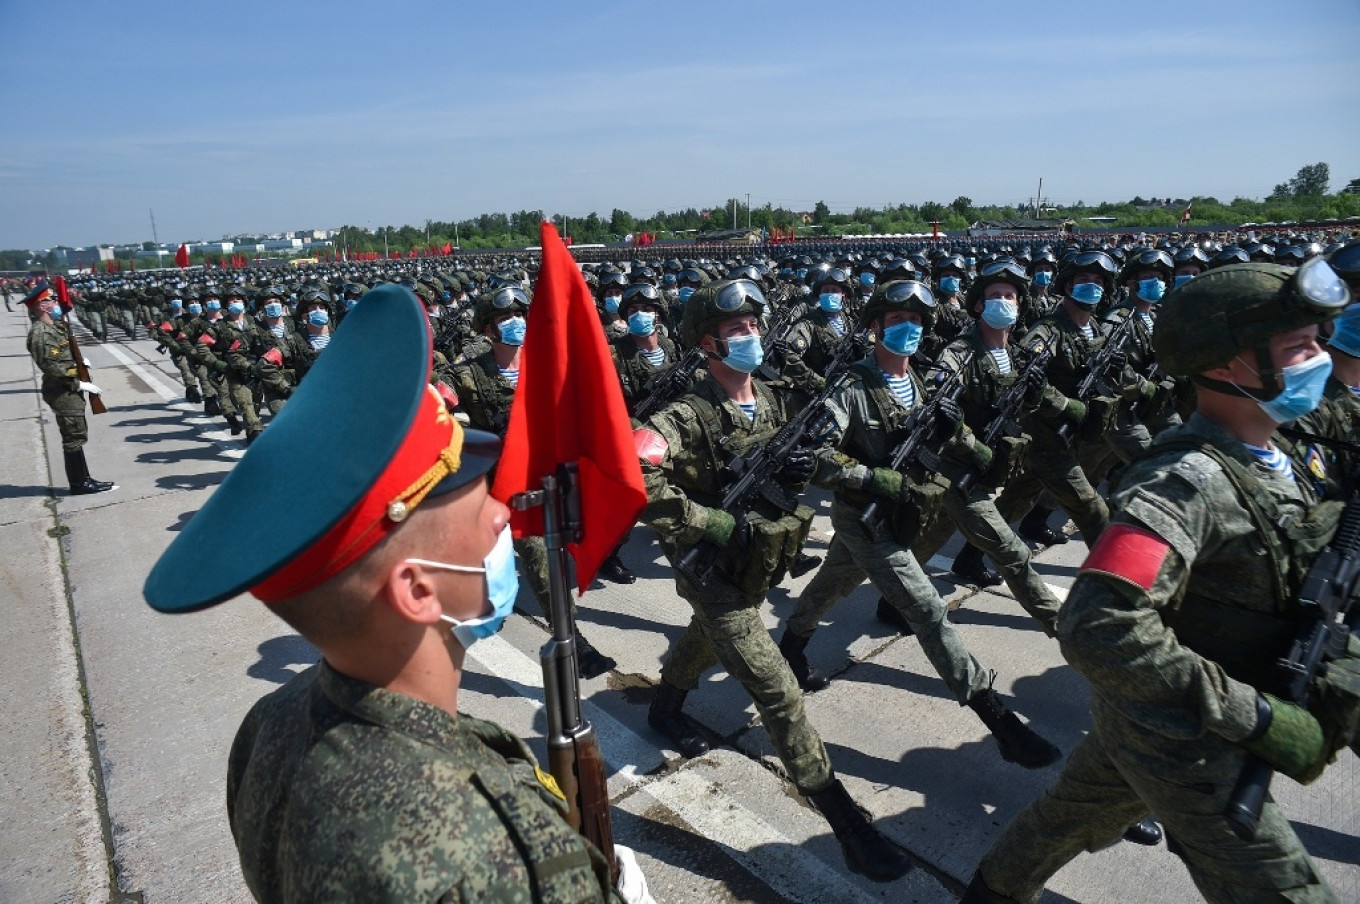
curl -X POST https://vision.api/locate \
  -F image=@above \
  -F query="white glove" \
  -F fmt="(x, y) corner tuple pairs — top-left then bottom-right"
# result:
(77, 381), (103, 396)
(614, 844), (655, 904)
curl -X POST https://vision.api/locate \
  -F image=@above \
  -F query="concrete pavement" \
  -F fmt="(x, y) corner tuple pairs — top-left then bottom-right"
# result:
(1, 295), (1355, 903)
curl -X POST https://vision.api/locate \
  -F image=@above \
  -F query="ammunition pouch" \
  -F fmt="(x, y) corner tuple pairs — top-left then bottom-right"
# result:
(720, 505), (814, 596)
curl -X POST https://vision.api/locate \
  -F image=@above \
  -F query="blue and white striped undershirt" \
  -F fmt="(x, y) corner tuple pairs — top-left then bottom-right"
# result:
(1137, 311), (1154, 333)
(269, 324), (285, 339)
(499, 367), (519, 388)
(737, 401), (757, 420)
(882, 371), (916, 408)
(1078, 323), (1096, 342)
(1243, 442), (1294, 480)
(827, 314), (845, 338)
(640, 347), (666, 367)
(308, 333), (330, 350)
(988, 347), (1012, 375)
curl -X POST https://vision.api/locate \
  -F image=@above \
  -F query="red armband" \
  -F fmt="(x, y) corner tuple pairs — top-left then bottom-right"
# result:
(1079, 524), (1171, 592)
(435, 381), (458, 408)
(198, 333), (215, 346)
(262, 347), (284, 367)
(633, 428), (668, 465)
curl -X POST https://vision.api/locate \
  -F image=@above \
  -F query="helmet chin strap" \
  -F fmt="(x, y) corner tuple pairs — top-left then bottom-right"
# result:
(1191, 344), (1284, 401)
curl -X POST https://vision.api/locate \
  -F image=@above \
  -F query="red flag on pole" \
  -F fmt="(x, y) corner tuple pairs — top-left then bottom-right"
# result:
(1179, 203), (1192, 225)
(175, 243), (189, 268)
(491, 221), (647, 591)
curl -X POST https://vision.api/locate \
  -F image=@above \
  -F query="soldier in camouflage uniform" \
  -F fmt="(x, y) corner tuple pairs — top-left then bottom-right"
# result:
(634, 278), (913, 883)
(22, 283), (117, 495)
(995, 251), (1126, 546)
(254, 288), (314, 415)
(154, 292), (205, 403)
(773, 279), (1062, 771)
(145, 286), (650, 904)
(202, 286), (265, 444)
(450, 285), (617, 679)
(962, 261), (1360, 904)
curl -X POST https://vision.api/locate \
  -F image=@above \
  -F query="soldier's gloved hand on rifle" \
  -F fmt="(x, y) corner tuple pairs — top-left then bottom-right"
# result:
(700, 508), (750, 550)
(932, 396), (965, 442)
(1120, 375), (1153, 403)
(1097, 348), (1127, 375)
(780, 446), (817, 486)
(614, 844), (657, 904)
(1023, 366), (1048, 407)
(76, 381), (103, 396)
(1242, 693), (1327, 784)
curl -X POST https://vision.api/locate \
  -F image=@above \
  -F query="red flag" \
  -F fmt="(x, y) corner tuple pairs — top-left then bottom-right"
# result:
(491, 221), (646, 591)
(443, 242), (453, 255)
(175, 243), (189, 268)
(1179, 203), (1192, 225)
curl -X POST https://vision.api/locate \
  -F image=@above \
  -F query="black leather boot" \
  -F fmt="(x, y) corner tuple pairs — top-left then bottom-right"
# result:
(967, 679), (1061, 769)
(225, 413), (243, 436)
(1017, 506), (1067, 545)
(1122, 815), (1163, 846)
(647, 682), (709, 758)
(66, 450), (116, 495)
(574, 630), (616, 680)
(960, 871), (1021, 903)
(790, 550), (821, 578)
(807, 778), (913, 882)
(777, 630), (829, 692)
(598, 553), (636, 585)
(204, 396), (221, 416)
(186, 385), (202, 403)
(952, 542), (1002, 587)
(876, 597), (914, 636)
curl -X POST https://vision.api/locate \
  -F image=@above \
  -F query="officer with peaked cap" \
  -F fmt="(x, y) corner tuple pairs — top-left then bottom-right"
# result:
(23, 281), (117, 495)
(144, 286), (651, 904)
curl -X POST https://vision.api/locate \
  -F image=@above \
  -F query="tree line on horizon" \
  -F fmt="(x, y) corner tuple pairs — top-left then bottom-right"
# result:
(6, 164), (1356, 271)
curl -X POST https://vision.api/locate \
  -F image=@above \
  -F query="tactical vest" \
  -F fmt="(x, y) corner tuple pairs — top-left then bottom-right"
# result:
(680, 378), (814, 596)
(1023, 306), (1105, 399)
(463, 352), (514, 436)
(1150, 433), (1340, 695)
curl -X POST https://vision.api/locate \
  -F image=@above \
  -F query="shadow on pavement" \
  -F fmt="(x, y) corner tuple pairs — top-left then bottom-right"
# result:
(0, 483), (54, 499)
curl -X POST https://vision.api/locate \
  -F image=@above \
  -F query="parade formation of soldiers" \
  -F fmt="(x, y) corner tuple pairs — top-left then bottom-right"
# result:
(26, 225), (1360, 902)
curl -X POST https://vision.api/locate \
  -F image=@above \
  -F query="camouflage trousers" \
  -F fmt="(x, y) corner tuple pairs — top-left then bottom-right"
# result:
(79, 309), (107, 341)
(194, 362), (220, 401)
(513, 535), (565, 631)
(996, 430), (1110, 545)
(659, 555), (834, 796)
(978, 697), (1338, 904)
(223, 373), (262, 436)
(172, 351), (200, 395)
(786, 500), (990, 704)
(42, 382), (88, 452)
(912, 483), (1061, 637)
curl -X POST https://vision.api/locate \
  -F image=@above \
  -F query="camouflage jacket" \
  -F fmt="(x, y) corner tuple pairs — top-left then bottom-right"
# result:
(1058, 412), (1325, 742)
(228, 662), (618, 904)
(27, 319), (79, 390)
(449, 349), (515, 436)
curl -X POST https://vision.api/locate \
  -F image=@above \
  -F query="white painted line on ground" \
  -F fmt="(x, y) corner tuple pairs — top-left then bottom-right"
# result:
(465, 634), (884, 904)
(97, 342), (179, 401)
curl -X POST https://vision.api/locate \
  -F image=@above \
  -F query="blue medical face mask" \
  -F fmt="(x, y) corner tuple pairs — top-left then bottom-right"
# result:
(1033, 271), (1053, 287)
(46, 304), (63, 320)
(264, 302), (284, 318)
(346, 299), (359, 311)
(819, 292), (844, 313)
(604, 295), (621, 314)
(720, 333), (763, 373)
(859, 273), (875, 288)
(939, 276), (961, 295)
(412, 526), (519, 650)
(627, 310), (656, 337)
(981, 298), (1019, 329)
(497, 315), (527, 346)
(677, 287), (695, 303)
(308, 309), (330, 327)
(187, 303), (203, 316)
(205, 300), (222, 312)
(169, 301), (183, 311)
(1251, 352), (1333, 424)
(227, 302), (246, 315)
(1069, 281), (1103, 307)
(1173, 274), (1194, 289)
(881, 319), (923, 357)
(1137, 278), (1166, 303)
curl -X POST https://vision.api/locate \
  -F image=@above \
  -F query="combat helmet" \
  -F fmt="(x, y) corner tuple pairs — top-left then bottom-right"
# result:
(472, 284), (531, 332)
(1154, 260), (1350, 394)
(965, 258), (1031, 310)
(860, 279), (938, 330)
(679, 278), (764, 346)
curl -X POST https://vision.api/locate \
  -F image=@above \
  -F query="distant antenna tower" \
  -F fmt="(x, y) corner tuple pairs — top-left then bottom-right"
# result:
(150, 209), (163, 268)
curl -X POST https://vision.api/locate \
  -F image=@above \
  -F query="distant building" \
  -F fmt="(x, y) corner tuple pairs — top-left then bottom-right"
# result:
(64, 247), (115, 269)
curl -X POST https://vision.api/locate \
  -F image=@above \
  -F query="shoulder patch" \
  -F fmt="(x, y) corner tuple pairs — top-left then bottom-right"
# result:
(633, 427), (668, 465)
(1080, 523), (1171, 592)
(534, 765), (566, 802)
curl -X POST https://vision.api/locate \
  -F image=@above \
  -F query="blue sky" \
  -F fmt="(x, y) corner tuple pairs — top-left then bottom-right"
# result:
(3, 0), (1358, 250)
